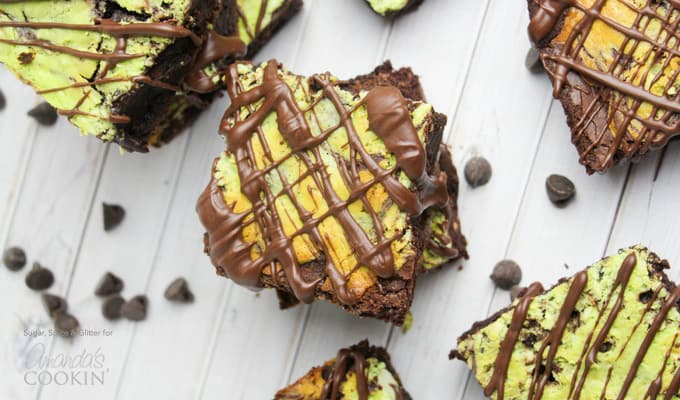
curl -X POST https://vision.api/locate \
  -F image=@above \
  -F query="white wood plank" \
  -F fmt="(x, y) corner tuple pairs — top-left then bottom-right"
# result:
(607, 142), (680, 282)
(283, 0), (494, 386)
(460, 100), (630, 397)
(386, 0), (557, 397)
(0, 118), (106, 400)
(0, 66), (39, 239)
(37, 127), (190, 400)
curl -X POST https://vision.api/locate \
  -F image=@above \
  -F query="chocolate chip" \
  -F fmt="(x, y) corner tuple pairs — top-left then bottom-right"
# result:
(102, 295), (125, 321)
(27, 102), (58, 126)
(42, 293), (68, 319)
(121, 295), (148, 321)
(164, 278), (194, 303)
(25, 263), (54, 291)
(18, 52), (34, 65)
(639, 290), (654, 304)
(102, 203), (125, 232)
(0, 88), (6, 111)
(525, 47), (544, 73)
(490, 260), (522, 290)
(464, 157), (492, 188)
(546, 174), (576, 205)
(3, 246), (26, 271)
(54, 313), (79, 337)
(510, 285), (525, 301)
(94, 272), (124, 297)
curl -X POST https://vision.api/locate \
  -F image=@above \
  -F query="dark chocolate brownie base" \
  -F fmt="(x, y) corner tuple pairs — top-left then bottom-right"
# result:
(108, 0), (219, 152)
(449, 248), (672, 361)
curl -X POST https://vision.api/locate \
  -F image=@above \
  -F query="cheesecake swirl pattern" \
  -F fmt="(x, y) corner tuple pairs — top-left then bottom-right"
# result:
(484, 252), (680, 400)
(529, 0), (680, 172)
(197, 61), (452, 305)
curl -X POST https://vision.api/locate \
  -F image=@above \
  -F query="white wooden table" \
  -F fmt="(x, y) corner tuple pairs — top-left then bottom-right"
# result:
(1, 1), (679, 398)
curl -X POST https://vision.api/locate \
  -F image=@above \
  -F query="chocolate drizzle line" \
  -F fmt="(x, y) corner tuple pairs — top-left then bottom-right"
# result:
(485, 251), (680, 399)
(320, 348), (369, 400)
(0, 1), (257, 128)
(197, 61), (451, 305)
(484, 282), (544, 399)
(529, 0), (680, 172)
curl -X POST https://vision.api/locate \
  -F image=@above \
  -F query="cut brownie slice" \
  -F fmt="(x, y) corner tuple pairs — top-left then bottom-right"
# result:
(452, 245), (680, 399)
(365, 0), (424, 17)
(0, 0), (301, 152)
(275, 340), (412, 400)
(527, 0), (680, 174)
(197, 60), (466, 324)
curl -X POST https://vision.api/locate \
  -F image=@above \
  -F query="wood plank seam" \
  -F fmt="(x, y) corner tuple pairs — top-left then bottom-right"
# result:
(33, 143), (111, 400)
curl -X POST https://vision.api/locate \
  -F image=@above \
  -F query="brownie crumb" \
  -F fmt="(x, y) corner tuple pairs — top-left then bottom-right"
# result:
(102, 203), (126, 232)
(3, 246), (26, 271)
(25, 262), (54, 291)
(0, 88), (6, 111)
(491, 260), (522, 290)
(27, 102), (58, 126)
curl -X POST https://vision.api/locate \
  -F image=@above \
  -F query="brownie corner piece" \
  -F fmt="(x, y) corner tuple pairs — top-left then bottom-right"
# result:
(526, 0), (680, 174)
(197, 59), (465, 325)
(454, 245), (680, 399)
(0, 0), (302, 152)
(275, 340), (412, 399)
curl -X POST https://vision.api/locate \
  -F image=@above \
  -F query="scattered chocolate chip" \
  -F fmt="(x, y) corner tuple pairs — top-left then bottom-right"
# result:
(510, 285), (525, 301)
(25, 263), (54, 291)
(164, 278), (194, 303)
(121, 295), (148, 321)
(464, 157), (492, 188)
(3, 246), (26, 271)
(0, 88), (6, 111)
(102, 295), (125, 321)
(42, 293), (68, 319)
(546, 174), (576, 205)
(27, 102), (58, 126)
(490, 260), (522, 290)
(54, 313), (79, 337)
(525, 47), (544, 73)
(94, 272), (124, 297)
(103, 203), (125, 232)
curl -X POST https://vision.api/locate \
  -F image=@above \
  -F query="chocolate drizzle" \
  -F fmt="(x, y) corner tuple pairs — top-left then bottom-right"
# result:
(197, 61), (451, 305)
(529, 0), (680, 172)
(484, 282), (544, 399)
(320, 348), (369, 400)
(483, 250), (680, 399)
